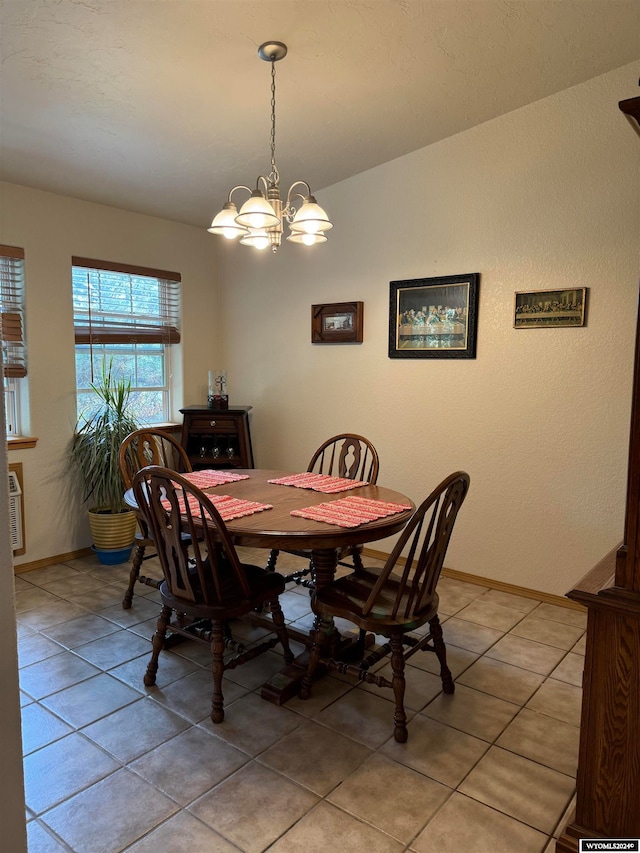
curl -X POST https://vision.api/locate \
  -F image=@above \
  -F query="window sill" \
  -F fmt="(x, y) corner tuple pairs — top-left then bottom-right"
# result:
(7, 436), (38, 450)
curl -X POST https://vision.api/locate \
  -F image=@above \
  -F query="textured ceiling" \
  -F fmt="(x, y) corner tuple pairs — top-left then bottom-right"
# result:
(1, 0), (639, 228)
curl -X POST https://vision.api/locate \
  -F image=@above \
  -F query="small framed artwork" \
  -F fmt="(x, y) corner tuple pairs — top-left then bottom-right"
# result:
(513, 288), (587, 328)
(312, 301), (363, 343)
(389, 273), (480, 359)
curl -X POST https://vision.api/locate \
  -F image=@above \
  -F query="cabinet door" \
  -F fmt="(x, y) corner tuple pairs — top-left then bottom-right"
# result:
(183, 412), (253, 469)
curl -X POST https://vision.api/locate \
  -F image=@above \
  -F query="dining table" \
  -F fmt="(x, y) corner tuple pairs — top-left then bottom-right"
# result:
(126, 467), (415, 703)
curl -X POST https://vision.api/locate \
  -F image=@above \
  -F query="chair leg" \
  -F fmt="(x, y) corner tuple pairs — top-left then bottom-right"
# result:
(430, 614), (454, 694)
(299, 615), (326, 700)
(257, 550), (280, 615)
(210, 620), (226, 724)
(390, 633), (408, 743)
(337, 545), (363, 571)
(268, 596), (294, 664)
(266, 549), (279, 572)
(351, 546), (364, 571)
(353, 628), (367, 661)
(266, 549), (314, 587)
(144, 604), (170, 686)
(122, 542), (146, 609)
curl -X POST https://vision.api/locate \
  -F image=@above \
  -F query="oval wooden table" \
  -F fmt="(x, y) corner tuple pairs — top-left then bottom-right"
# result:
(203, 469), (414, 587)
(127, 468), (415, 703)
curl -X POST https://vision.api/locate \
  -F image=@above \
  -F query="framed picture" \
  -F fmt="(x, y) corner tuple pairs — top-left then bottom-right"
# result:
(312, 301), (363, 343)
(514, 288), (587, 328)
(389, 273), (479, 359)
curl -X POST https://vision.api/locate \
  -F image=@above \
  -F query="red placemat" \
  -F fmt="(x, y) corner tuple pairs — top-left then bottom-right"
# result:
(161, 492), (272, 521)
(268, 472), (368, 493)
(291, 496), (412, 528)
(183, 470), (250, 488)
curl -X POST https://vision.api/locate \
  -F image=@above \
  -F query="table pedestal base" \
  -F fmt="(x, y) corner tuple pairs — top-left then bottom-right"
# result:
(258, 630), (376, 705)
(260, 653), (311, 705)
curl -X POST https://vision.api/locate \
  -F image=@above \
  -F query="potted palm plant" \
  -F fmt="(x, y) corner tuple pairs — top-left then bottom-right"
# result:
(70, 361), (140, 564)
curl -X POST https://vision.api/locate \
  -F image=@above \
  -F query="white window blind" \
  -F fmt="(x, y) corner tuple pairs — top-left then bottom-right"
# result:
(72, 257), (181, 346)
(0, 245), (27, 379)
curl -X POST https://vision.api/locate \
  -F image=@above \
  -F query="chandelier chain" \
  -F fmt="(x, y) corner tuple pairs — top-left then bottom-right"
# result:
(269, 59), (279, 186)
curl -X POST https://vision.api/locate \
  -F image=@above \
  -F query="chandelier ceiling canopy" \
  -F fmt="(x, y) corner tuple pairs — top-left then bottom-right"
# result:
(208, 41), (333, 253)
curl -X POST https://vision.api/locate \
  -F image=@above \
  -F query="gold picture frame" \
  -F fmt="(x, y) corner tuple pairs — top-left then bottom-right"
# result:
(514, 288), (587, 328)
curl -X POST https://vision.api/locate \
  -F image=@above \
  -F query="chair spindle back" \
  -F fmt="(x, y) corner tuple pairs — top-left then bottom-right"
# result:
(132, 466), (252, 607)
(362, 471), (470, 621)
(308, 433), (380, 483)
(120, 429), (191, 490)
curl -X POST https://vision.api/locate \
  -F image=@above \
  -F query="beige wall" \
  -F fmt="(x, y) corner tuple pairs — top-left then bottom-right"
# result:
(218, 62), (640, 596)
(3, 55), (637, 853)
(2, 62), (639, 596)
(0, 187), (220, 565)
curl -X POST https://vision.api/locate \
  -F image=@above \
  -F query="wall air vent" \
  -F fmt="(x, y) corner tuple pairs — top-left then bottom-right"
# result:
(8, 469), (23, 552)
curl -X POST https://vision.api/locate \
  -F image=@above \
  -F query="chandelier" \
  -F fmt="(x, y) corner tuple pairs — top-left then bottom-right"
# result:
(207, 41), (333, 252)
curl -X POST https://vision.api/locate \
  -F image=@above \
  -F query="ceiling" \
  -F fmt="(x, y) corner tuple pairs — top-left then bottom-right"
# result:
(1, 0), (639, 229)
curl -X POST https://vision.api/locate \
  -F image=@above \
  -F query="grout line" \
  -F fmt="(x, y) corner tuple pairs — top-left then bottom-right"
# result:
(20, 558), (581, 852)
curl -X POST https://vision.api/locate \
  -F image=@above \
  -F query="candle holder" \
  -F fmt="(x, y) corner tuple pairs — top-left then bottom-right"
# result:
(208, 369), (229, 409)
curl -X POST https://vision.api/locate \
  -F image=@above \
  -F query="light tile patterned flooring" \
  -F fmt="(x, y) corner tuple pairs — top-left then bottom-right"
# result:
(16, 550), (586, 853)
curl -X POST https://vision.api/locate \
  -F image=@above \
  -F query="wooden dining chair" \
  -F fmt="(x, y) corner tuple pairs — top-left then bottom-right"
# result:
(299, 471), (470, 743)
(119, 428), (192, 609)
(132, 465), (293, 723)
(266, 433), (380, 585)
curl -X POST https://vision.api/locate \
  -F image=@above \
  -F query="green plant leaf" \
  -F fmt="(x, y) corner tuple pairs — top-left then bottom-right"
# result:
(69, 359), (140, 511)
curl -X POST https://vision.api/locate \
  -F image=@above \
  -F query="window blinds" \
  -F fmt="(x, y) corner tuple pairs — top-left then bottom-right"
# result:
(72, 257), (181, 345)
(0, 245), (27, 378)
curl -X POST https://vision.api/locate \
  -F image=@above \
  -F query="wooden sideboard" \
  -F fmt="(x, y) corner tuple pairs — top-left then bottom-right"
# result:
(556, 547), (640, 850)
(556, 93), (640, 851)
(179, 405), (254, 470)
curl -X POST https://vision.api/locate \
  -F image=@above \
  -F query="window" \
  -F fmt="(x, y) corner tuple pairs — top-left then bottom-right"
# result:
(4, 377), (18, 435)
(72, 257), (181, 423)
(1, 245), (26, 436)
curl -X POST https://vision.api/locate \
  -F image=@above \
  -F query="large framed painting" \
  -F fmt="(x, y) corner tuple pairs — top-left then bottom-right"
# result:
(389, 273), (480, 359)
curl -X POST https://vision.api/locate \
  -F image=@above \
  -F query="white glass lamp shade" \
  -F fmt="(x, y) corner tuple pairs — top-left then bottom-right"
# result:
(208, 202), (249, 239)
(240, 228), (271, 250)
(290, 195), (333, 234)
(235, 190), (280, 229)
(286, 230), (327, 246)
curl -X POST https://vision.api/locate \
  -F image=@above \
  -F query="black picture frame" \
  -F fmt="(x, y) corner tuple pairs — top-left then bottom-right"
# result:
(389, 273), (480, 359)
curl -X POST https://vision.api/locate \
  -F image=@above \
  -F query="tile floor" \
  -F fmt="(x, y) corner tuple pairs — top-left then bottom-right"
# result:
(15, 550), (586, 853)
